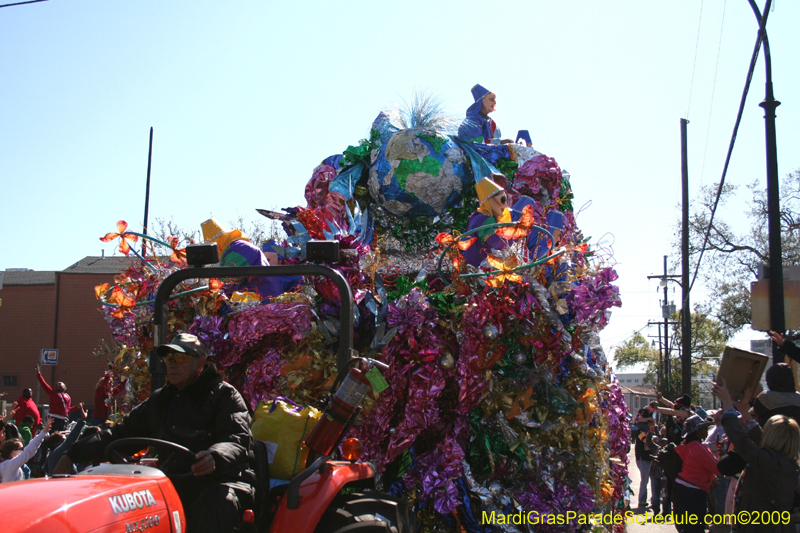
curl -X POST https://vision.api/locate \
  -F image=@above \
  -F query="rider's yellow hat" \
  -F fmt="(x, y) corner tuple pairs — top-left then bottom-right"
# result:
(475, 177), (505, 210)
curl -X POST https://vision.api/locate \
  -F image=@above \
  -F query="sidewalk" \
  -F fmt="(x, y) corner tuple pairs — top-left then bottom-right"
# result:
(626, 448), (676, 533)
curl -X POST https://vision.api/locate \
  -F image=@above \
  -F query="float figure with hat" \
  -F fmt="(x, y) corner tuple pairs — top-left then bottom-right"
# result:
(200, 218), (286, 301)
(458, 84), (500, 144)
(93, 86), (628, 531)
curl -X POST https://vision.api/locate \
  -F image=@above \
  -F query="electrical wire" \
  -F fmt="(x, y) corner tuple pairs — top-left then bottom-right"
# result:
(685, 0), (706, 119)
(688, 2), (771, 295)
(698, 0), (728, 186)
(607, 322), (651, 354)
(0, 0), (48, 7)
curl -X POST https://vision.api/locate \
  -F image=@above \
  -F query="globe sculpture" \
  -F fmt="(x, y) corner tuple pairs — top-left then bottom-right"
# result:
(368, 128), (471, 217)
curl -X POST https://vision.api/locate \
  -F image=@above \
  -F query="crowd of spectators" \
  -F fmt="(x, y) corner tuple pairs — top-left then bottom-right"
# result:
(631, 355), (800, 532)
(0, 368), (126, 484)
(0, 332), (252, 533)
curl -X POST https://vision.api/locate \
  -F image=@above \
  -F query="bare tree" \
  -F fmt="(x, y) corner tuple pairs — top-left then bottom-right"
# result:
(677, 168), (800, 335)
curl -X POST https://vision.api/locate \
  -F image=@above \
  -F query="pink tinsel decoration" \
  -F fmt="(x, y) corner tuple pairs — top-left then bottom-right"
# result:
(513, 155), (563, 205)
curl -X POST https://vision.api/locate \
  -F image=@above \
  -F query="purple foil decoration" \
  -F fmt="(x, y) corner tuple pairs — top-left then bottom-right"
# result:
(434, 480), (459, 514)
(517, 479), (595, 532)
(567, 267), (622, 331)
(405, 436), (465, 513)
(188, 315), (229, 358)
(349, 359), (409, 471)
(386, 288), (436, 330)
(604, 377), (630, 505)
(104, 307), (139, 346)
(241, 348), (284, 411)
(385, 362), (445, 461)
(455, 295), (494, 415)
(217, 303), (313, 367)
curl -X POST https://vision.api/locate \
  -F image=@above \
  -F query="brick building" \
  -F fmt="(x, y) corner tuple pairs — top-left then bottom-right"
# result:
(0, 256), (132, 415)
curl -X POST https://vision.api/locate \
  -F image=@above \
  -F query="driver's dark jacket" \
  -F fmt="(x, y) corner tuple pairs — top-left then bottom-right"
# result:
(69, 364), (255, 492)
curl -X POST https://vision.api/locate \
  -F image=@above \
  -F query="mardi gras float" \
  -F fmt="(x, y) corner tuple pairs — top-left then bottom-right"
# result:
(94, 85), (629, 532)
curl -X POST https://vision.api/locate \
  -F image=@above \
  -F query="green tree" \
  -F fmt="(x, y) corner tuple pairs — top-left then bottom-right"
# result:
(679, 168), (800, 336)
(613, 310), (729, 400)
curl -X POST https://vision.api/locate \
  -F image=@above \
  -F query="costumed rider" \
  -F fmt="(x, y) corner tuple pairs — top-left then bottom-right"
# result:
(516, 130), (533, 148)
(201, 218), (283, 299)
(55, 333), (256, 533)
(463, 174), (564, 268)
(458, 84), (501, 144)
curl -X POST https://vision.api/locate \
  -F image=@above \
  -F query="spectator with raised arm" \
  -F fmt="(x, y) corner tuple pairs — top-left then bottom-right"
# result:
(35, 365), (79, 432)
(713, 377), (800, 533)
(0, 417), (52, 483)
(657, 392), (693, 445)
(769, 331), (800, 363)
(45, 403), (88, 476)
(90, 372), (127, 426)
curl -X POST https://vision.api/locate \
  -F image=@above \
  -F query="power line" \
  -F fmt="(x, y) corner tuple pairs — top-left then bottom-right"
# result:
(685, 0), (706, 119)
(698, 0), (728, 186)
(689, 13), (767, 293)
(0, 0), (49, 8)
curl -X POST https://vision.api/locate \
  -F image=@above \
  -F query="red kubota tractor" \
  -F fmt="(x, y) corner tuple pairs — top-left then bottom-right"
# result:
(1, 255), (415, 533)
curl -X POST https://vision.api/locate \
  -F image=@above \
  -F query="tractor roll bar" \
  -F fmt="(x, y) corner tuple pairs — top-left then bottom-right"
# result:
(150, 264), (355, 391)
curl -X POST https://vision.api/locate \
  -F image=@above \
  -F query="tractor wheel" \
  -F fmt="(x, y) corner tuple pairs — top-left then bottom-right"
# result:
(314, 492), (415, 533)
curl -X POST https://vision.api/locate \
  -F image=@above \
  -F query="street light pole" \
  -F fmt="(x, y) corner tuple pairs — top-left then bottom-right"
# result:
(748, 0), (784, 364)
(142, 127), (154, 257)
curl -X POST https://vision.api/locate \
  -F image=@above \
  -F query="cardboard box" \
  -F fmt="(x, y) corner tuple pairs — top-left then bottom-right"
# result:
(715, 346), (768, 400)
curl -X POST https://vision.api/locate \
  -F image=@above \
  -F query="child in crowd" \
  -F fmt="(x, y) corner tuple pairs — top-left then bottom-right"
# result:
(18, 415), (35, 446)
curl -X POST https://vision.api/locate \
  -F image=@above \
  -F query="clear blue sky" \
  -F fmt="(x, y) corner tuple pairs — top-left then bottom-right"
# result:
(2, 1), (798, 358)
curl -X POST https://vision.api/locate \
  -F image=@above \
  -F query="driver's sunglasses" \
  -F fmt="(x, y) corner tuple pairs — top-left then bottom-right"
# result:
(163, 352), (194, 365)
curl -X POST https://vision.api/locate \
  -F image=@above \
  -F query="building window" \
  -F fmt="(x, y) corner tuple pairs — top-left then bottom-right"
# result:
(1, 375), (17, 387)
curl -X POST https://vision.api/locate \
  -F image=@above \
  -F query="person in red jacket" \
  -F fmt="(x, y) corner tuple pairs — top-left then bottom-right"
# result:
(90, 372), (127, 426)
(35, 365), (79, 432)
(13, 388), (41, 431)
(673, 414), (718, 532)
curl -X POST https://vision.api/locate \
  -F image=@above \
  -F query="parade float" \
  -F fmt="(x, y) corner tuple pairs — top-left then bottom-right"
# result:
(94, 87), (629, 532)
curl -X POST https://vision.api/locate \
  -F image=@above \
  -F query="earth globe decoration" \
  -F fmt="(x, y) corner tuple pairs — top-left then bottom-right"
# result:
(368, 128), (472, 218)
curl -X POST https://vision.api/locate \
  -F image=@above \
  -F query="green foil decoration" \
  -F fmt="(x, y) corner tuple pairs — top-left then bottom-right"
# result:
(341, 128), (381, 169)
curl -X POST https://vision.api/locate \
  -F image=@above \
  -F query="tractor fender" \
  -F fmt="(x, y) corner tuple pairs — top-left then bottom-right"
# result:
(0, 469), (185, 533)
(269, 461), (375, 533)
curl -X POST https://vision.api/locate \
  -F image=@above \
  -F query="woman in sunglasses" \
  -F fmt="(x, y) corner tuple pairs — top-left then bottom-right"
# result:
(463, 174), (564, 268)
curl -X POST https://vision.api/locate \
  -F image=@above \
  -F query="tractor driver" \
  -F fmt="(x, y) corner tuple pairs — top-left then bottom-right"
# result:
(54, 333), (256, 533)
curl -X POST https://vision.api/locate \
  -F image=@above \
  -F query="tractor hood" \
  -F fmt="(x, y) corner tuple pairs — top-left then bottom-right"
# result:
(1, 465), (185, 533)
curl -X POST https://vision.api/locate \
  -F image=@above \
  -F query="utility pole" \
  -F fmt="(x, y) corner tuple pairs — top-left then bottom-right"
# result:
(661, 320), (669, 398)
(680, 119), (692, 395)
(649, 256), (680, 397)
(662, 256), (672, 395)
(657, 324), (663, 394)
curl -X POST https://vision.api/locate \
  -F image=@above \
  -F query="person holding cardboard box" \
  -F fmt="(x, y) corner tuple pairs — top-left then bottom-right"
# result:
(769, 331), (800, 363)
